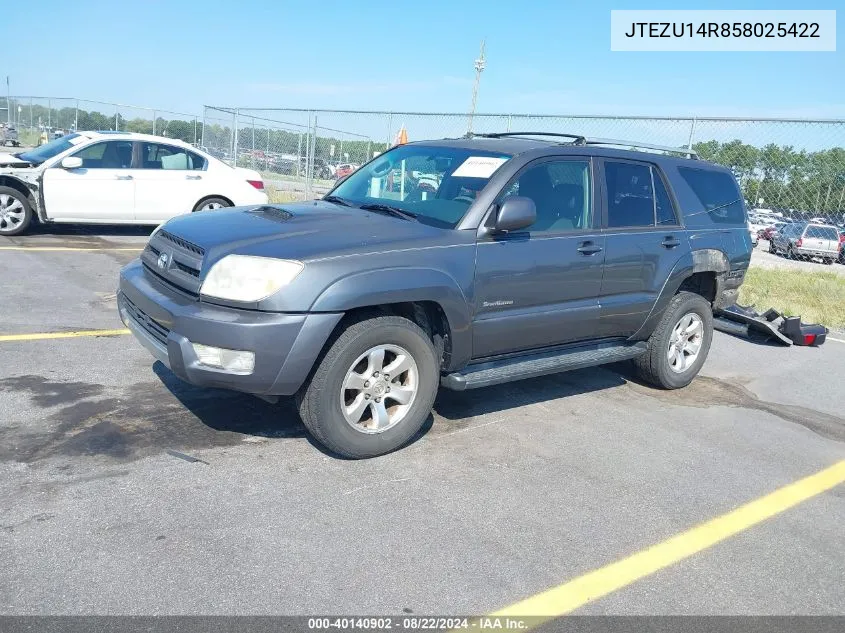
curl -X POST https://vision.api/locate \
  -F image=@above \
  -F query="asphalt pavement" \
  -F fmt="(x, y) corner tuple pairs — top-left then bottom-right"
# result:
(1, 226), (844, 616)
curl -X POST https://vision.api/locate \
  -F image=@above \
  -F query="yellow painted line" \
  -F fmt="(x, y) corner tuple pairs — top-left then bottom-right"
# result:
(0, 328), (131, 342)
(489, 460), (845, 624)
(0, 246), (143, 251)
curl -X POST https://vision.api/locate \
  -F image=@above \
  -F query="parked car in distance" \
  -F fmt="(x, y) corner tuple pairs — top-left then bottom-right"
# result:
(769, 222), (840, 264)
(760, 224), (783, 242)
(0, 131), (268, 235)
(334, 163), (358, 181)
(0, 124), (20, 147)
(839, 230), (845, 264)
(747, 222), (758, 248)
(119, 132), (751, 458)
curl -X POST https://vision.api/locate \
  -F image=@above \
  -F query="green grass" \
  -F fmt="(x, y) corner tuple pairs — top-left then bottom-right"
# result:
(266, 186), (304, 204)
(739, 266), (845, 328)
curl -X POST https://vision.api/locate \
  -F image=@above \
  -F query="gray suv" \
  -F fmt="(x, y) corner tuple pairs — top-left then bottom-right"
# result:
(118, 133), (752, 458)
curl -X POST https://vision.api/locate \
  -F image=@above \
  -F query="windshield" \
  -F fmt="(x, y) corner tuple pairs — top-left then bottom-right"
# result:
(18, 133), (86, 165)
(329, 144), (512, 229)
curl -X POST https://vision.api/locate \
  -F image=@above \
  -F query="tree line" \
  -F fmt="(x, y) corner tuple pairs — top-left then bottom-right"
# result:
(693, 140), (845, 218)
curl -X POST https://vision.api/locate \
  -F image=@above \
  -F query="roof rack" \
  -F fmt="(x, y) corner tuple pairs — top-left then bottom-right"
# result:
(582, 137), (698, 159)
(472, 132), (587, 144)
(469, 132), (698, 159)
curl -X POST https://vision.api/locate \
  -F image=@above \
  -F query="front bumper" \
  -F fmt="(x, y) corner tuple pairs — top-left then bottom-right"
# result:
(118, 260), (342, 396)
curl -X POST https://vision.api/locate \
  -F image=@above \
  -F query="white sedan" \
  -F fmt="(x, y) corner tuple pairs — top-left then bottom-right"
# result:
(0, 132), (268, 236)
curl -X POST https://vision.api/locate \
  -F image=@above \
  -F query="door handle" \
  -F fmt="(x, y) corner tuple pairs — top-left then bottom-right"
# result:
(185, 174), (202, 180)
(577, 241), (603, 256)
(115, 175), (133, 180)
(661, 236), (680, 248)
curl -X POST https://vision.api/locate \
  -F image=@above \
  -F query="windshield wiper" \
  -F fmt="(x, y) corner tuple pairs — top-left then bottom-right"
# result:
(323, 194), (353, 207)
(359, 203), (418, 221)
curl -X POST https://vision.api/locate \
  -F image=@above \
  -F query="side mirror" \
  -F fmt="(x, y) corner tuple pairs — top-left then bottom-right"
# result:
(494, 196), (536, 232)
(61, 156), (83, 169)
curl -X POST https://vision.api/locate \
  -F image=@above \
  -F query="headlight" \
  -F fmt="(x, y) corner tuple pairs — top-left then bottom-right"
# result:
(200, 255), (303, 302)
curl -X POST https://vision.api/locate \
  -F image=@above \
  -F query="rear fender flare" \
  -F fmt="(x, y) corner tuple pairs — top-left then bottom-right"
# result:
(630, 249), (729, 340)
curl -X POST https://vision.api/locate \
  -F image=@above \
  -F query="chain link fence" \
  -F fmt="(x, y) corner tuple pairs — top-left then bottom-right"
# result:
(3, 96), (200, 145)
(206, 106), (845, 226)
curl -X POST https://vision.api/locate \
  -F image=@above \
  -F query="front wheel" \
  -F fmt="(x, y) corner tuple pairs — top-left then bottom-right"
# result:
(296, 315), (439, 458)
(0, 186), (33, 236)
(768, 240), (777, 254)
(634, 291), (713, 390)
(823, 258), (834, 265)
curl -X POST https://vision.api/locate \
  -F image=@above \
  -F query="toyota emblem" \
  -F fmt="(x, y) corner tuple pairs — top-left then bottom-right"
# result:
(157, 252), (169, 270)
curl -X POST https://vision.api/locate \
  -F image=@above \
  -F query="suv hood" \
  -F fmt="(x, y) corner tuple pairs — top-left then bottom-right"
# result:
(160, 201), (462, 262)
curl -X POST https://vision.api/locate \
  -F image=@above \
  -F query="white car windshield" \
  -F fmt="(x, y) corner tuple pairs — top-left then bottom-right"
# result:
(18, 134), (85, 165)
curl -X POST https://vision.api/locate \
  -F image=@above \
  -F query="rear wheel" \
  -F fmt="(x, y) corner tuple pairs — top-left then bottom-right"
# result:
(0, 186), (32, 236)
(193, 197), (231, 212)
(296, 315), (439, 458)
(634, 291), (713, 390)
(768, 240), (777, 254)
(823, 258), (834, 265)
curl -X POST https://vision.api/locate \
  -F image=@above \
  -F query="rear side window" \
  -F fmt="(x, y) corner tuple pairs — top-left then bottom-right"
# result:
(805, 225), (839, 240)
(605, 162), (655, 228)
(141, 142), (205, 170)
(605, 161), (676, 228)
(677, 167), (745, 225)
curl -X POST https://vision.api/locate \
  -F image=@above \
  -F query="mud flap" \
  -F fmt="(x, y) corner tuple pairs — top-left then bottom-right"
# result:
(713, 304), (828, 347)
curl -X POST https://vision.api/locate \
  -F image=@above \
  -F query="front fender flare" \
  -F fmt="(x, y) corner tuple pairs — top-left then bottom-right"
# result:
(310, 268), (472, 369)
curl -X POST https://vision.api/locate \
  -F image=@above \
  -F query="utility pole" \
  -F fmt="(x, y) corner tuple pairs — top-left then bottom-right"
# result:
(467, 40), (486, 136)
(5, 76), (11, 125)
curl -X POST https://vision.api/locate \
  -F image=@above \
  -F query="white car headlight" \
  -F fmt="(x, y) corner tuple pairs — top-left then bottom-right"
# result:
(200, 255), (304, 302)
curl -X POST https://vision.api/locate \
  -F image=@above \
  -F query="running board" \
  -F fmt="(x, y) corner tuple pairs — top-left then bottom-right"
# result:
(441, 341), (648, 391)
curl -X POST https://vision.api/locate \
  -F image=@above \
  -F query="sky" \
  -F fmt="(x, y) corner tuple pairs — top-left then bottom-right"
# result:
(3, 0), (842, 121)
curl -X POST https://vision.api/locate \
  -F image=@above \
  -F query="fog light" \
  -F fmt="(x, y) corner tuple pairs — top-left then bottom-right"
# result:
(191, 343), (255, 374)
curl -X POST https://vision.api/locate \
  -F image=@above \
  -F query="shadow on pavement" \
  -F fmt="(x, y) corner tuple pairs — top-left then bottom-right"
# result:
(30, 223), (155, 238)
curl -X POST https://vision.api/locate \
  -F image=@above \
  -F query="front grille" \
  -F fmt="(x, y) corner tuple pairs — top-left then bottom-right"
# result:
(141, 230), (205, 296)
(143, 262), (200, 298)
(121, 294), (169, 346)
(174, 261), (200, 278)
(159, 230), (205, 256)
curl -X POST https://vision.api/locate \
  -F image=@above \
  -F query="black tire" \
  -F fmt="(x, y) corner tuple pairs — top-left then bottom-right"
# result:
(192, 197), (232, 212)
(633, 291), (713, 390)
(296, 315), (439, 459)
(768, 240), (776, 254)
(787, 245), (796, 260)
(0, 186), (33, 236)
(823, 258), (834, 265)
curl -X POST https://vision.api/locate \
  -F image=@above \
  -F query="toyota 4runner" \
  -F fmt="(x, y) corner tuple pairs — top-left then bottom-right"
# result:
(118, 132), (752, 458)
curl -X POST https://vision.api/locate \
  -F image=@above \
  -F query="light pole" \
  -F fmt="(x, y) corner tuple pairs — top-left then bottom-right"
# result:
(467, 40), (486, 136)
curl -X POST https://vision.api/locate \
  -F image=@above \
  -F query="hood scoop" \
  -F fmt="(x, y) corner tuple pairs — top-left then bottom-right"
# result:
(246, 205), (295, 224)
